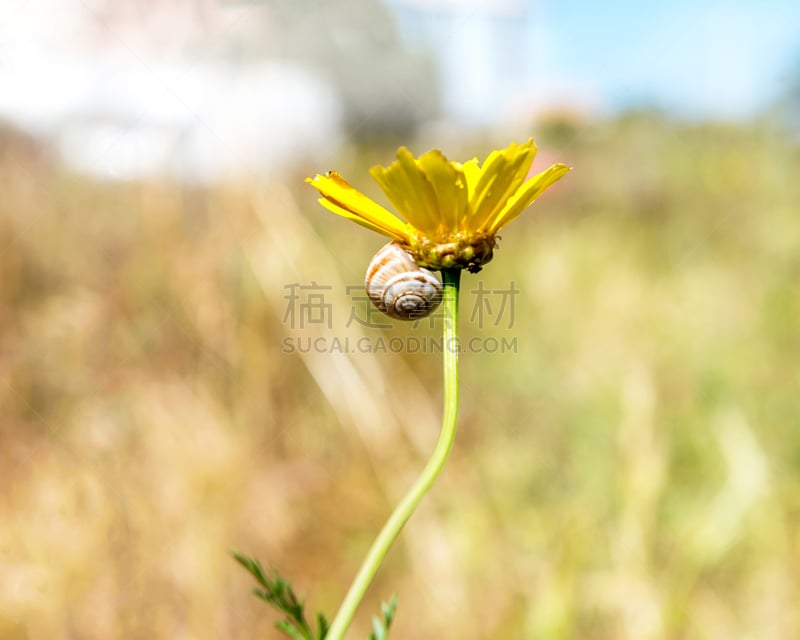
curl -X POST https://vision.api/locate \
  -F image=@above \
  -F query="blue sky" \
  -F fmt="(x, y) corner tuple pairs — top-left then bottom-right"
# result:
(544, 0), (800, 115)
(387, 0), (800, 122)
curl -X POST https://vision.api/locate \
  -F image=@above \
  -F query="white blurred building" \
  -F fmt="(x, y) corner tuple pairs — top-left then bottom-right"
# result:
(383, 0), (586, 126)
(0, 0), (342, 182)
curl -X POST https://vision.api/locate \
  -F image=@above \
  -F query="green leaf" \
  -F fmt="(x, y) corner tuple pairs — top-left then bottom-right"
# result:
(367, 595), (398, 640)
(371, 618), (384, 640)
(232, 551), (270, 588)
(232, 551), (323, 640)
(317, 612), (330, 640)
(382, 595), (398, 626)
(276, 620), (308, 640)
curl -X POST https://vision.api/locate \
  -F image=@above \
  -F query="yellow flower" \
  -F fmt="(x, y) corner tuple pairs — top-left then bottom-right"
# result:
(307, 140), (570, 272)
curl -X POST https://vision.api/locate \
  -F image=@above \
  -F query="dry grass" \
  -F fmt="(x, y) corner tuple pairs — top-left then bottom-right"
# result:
(1, 115), (799, 639)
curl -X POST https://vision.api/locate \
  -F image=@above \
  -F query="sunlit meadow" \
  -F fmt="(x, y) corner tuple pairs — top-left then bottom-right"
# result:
(1, 108), (798, 639)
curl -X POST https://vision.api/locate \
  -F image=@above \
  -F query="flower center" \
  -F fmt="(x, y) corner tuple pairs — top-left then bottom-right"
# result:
(409, 231), (497, 273)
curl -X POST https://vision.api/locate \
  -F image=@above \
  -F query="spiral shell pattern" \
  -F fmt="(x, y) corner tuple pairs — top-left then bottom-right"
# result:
(366, 242), (443, 320)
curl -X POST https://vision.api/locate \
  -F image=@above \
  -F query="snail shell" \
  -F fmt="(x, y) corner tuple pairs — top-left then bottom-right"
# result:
(366, 242), (443, 320)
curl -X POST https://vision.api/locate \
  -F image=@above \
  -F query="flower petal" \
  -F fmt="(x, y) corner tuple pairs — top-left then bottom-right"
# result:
(487, 163), (572, 233)
(370, 148), (441, 236)
(416, 150), (468, 233)
(307, 172), (408, 240)
(469, 140), (537, 229)
(460, 158), (480, 201)
(317, 198), (410, 241)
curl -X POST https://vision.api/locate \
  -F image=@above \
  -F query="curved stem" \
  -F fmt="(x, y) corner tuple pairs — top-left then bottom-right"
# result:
(326, 268), (461, 640)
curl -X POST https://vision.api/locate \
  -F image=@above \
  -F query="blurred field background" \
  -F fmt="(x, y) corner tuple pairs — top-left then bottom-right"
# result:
(2, 1), (800, 639)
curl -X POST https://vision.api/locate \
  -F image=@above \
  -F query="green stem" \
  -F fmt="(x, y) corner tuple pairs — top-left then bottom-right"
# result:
(326, 268), (461, 640)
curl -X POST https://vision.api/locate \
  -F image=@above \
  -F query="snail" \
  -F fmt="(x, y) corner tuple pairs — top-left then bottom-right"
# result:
(365, 242), (443, 320)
